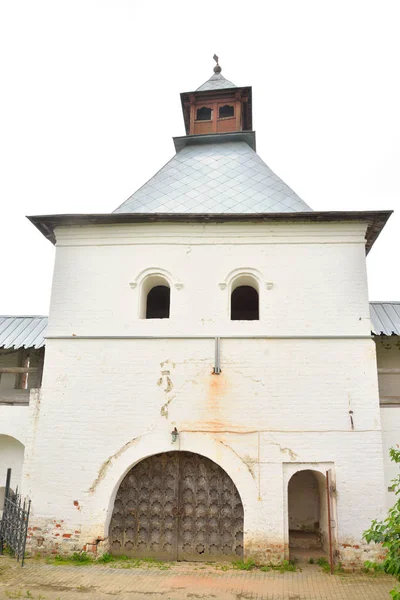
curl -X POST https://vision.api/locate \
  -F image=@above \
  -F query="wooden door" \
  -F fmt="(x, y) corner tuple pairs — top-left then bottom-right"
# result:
(109, 452), (180, 559)
(109, 451), (243, 561)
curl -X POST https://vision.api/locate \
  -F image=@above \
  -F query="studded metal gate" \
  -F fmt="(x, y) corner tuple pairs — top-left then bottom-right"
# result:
(109, 451), (244, 561)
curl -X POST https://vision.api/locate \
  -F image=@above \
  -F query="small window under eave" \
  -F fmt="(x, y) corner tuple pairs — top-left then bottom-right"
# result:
(219, 105), (234, 118)
(196, 107), (212, 121)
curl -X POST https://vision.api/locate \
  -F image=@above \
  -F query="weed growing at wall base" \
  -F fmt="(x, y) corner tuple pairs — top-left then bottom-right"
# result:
(231, 559), (298, 573)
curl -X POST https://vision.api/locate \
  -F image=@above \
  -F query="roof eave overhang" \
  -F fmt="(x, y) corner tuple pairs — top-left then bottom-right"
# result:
(173, 131), (256, 152)
(27, 210), (392, 253)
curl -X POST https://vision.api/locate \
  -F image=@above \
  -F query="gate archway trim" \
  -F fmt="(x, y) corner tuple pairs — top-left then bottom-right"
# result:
(84, 431), (257, 540)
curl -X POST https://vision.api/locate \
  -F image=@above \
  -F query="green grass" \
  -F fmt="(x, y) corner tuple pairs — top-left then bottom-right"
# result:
(316, 556), (344, 574)
(46, 551), (93, 566)
(260, 560), (297, 573)
(232, 559), (257, 570)
(96, 552), (115, 564)
(231, 558), (297, 573)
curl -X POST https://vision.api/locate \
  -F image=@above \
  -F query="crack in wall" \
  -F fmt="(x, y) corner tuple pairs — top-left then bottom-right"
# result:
(218, 439), (255, 480)
(88, 437), (141, 494)
(265, 438), (298, 460)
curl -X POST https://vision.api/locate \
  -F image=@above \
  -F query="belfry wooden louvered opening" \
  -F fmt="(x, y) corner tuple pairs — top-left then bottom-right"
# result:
(109, 451), (244, 561)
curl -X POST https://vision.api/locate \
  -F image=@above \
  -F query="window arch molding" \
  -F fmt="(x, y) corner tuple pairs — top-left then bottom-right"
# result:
(219, 268), (265, 321)
(219, 267), (262, 292)
(129, 267), (183, 319)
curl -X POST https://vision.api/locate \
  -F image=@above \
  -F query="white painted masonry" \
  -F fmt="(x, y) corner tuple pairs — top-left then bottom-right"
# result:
(20, 219), (388, 565)
(376, 337), (400, 509)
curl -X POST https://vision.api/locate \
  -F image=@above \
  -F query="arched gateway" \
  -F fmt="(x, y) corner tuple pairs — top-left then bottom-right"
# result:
(109, 451), (244, 561)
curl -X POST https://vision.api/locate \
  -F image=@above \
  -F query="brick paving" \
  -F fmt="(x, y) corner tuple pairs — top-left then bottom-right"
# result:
(0, 556), (396, 600)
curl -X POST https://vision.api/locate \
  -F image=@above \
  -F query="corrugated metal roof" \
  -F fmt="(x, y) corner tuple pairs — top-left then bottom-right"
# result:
(0, 316), (47, 349)
(196, 72), (237, 92)
(114, 141), (312, 214)
(370, 302), (400, 336)
(0, 306), (397, 345)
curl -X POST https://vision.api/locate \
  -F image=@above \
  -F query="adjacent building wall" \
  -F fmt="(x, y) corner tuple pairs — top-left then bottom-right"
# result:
(376, 337), (400, 509)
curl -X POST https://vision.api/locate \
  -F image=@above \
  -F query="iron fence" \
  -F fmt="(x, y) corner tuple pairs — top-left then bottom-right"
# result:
(0, 468), (31, 566)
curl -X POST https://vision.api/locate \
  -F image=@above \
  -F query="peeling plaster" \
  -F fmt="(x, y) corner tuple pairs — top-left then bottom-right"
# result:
(158, 360), (175, 418)
(88, 437), (140, 494)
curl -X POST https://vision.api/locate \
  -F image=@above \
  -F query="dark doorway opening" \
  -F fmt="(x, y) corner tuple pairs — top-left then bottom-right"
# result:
(288, 470), (328, 562)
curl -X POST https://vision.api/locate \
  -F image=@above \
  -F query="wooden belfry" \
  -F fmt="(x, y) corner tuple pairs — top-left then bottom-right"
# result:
(180, 56), (252, 136)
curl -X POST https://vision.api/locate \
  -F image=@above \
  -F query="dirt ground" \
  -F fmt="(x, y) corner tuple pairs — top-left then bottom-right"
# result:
(0, 555), (397, 600)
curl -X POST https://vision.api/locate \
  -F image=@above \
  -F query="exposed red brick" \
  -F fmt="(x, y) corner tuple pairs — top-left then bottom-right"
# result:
(62, 533), (72, 538)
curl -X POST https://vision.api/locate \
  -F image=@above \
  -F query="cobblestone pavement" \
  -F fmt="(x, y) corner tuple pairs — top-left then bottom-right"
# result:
(0, 556), (396, 600)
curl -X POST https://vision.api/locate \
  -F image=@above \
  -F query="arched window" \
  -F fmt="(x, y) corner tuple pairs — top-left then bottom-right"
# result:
(196, 106), (212, 121)
(231, 286), (259, 320)
(219, 105), (234, 118)
(146, 285), (170, 319)
(229, 274), (259, 321)
(138, 274), (171, 319)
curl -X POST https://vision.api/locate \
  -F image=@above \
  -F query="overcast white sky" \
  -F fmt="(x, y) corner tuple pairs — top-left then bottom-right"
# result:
(1, 0), (399, 314)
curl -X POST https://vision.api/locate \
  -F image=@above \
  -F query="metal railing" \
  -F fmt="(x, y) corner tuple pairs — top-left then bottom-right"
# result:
(0, 468), (31, 566)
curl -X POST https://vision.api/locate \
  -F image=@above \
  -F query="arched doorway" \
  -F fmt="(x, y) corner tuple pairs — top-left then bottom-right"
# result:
(288, 470), (328, 560)
(109, 451), (244, 561)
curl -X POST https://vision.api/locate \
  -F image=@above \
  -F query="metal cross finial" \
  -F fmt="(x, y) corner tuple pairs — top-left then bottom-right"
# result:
(213, 54), (222, 74)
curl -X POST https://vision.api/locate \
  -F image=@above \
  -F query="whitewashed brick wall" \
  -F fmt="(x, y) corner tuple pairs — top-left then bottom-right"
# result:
(21, 220), (387, 564)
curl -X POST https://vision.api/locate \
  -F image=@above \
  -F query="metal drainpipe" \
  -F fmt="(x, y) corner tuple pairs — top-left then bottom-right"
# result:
(213, 337), (221, 374)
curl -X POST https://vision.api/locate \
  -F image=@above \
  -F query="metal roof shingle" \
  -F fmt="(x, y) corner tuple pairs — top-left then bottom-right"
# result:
(0, 316), (47, 349)
(196, 72), (237, 92)
(114, 141), (312, 214)
(370, 302), (400, 336)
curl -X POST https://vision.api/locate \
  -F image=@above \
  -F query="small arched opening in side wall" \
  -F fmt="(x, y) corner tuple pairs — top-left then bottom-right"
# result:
(0, 435), (25, 512)
(288, 470), (329, 562)
(230, 275), (259, 321)
(140, 275), (171, 319)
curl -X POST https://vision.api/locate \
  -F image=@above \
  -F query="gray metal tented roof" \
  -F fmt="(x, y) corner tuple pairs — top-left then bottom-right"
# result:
(196, 72), (237, 92)
(370, 302), (400, 336)
(114, 141), (311, 214)
(0, 316), (47, 349)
